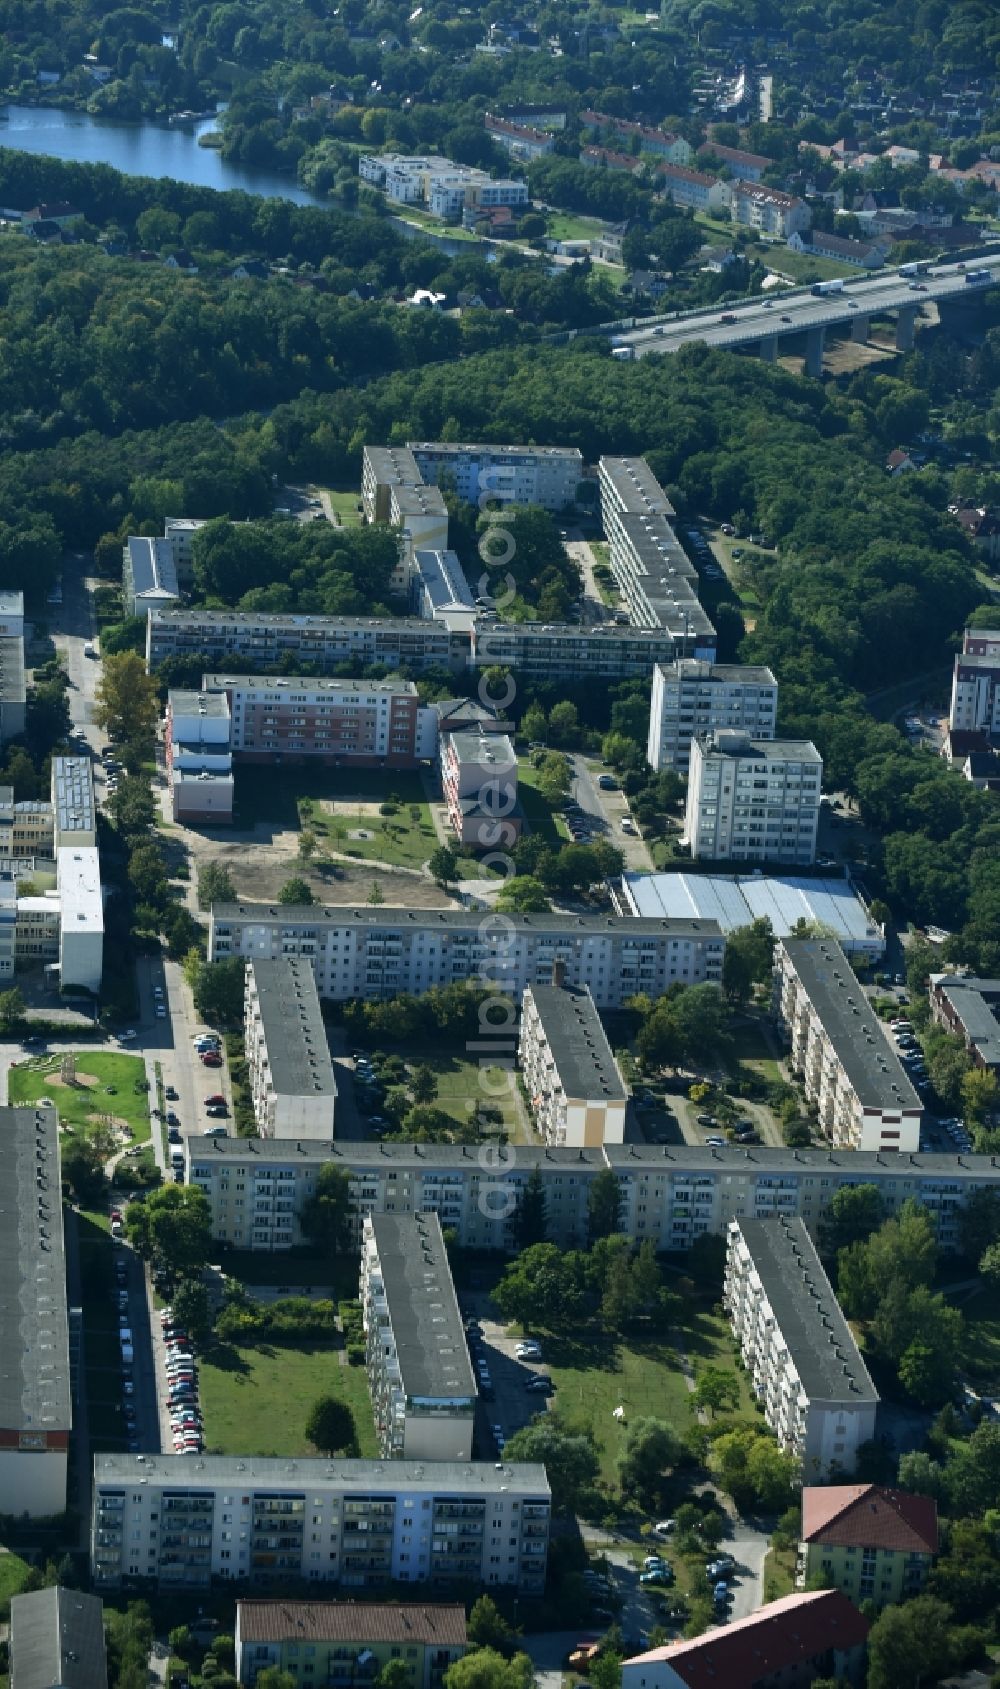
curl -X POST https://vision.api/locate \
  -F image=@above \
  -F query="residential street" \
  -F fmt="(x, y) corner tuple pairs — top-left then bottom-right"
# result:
(570, 754), (654, 873)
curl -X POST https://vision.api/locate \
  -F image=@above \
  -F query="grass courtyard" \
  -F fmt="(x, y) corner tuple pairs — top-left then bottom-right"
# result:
(517, 761), (571, 847)
(234, 766), (438, 871)
(0, 1546), (34, 1615)
(198, 1339), (377, 1458)
(323, 489), (363, 526)
(8, 1052), (150, 1147)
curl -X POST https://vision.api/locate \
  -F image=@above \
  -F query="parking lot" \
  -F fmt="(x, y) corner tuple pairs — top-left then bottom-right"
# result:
(462, 1304), (554, 1458)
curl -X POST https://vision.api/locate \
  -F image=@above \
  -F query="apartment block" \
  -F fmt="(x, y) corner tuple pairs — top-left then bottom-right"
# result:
(186, 1134), (1000, 1260)
(208, 904), (726, 1010)
(55, 847), (103, 993)
(10, 1588), (108, 1689)
(357, 156), (526, 225)
(361, 1212), (476, 1460)
(163, 517), (208, 586)
(947, 624), (1000, 753)
(164, 689), (234, 824)
(410, 442), (583, 511)
(0, 1106), (70, 1517)
(484, 114), (554, 160)
(930, 973), (1000, 1075)
(0, 592), (26, 746)
(684, 731), (822, 865)
(776, 938), (922, 1152)
(91, 1454), (550, 1592)
(647, 660), (778, 772)
(658, 162), (732, 212)
(622, 1591), (868, 1689)
(725, 1217), (878, 1476)
(597, 458), (717, 655)
(439, 728), (519, 848)
(122, 536), (180, 618)
(730, 182), (812, 238)
(244, 958), (337, 1140)
(799, 1485), (937, 1609)
(211, 674), (438, 768)
(235, 1600), (467, 1689)
(145, 608), (678, 684)
(697, 139), (771, 181)
(519, 981), (627, 1147)
(579, 112), (693, 164)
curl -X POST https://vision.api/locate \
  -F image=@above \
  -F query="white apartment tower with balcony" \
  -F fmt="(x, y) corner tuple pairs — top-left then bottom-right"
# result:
(647, 660), (778, 772)
(725, 1216), (879, 1477)
(684, 730), (822, 864)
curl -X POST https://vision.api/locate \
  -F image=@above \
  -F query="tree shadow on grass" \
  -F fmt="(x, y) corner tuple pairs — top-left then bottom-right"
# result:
(203, 1341), (251, 1377)
(542, 1330), (621, 1373)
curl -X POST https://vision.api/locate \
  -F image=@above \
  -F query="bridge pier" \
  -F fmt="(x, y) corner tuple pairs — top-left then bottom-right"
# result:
(805, 325), (826, 379)
(759, 336), (779, 362)
(895, 305), (917, 351)
(850, 314), (870, 343)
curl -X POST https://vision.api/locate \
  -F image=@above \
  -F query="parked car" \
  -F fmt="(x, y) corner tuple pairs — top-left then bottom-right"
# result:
(204, 1095), (226, 1107)
(201, 1053), (223, 1067)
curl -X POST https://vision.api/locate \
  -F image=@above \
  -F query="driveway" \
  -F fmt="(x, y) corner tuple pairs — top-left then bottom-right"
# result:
(564, 533), (612, 626)
(724, 1515), (772, 1622)
(570, 755), (653, 873)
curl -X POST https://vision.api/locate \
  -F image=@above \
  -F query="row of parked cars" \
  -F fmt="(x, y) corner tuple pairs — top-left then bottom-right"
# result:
(160, 1307), (203, 1454)
(890, 1017), (930, 1096)
(112, 1210), (141, 1452)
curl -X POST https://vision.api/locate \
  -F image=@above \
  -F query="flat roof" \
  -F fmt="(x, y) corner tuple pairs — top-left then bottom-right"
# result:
(364, 445), (421, 480)
(169, 689), (231, 718)
(212, 902), (724, 941)
(0, 1106), (71, 1434)
(617, 513), (697, 579)
(0, 636), (25, 704)
(185, 1133), (1000, 1186)
(93, 1452), (550, 1495)
(655, 659), (777, 686)
(622, 872), (883, 953)
(781, 938), (921, 1110)
(410, 441), (582, 462)
(524, 983), (626, 1103)
(247, 957), (337, 1100)
(696, 731), (822, 762)
(367, 1211), (476, 1403)
(236, 1601), (468, 1648)
(56, 846), (104, 933)
(732, 1217), (878, 1404)
(126, 536), (179, 600)
(203, 674), (415, 697)
(150, 608), (449, 634)
(413, 549), (475, 612)
(11, 1587), (108, 1689)
(390, 484), (448, 516)
(600, 455), (675, 515)
(0, 591), (24, 616)
(932, 976), (1000, 1066)
(51, 757), (95, 835)
(446, 729), (517, 766)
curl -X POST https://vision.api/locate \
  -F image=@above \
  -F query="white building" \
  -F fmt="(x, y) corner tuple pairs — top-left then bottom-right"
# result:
(409, 549), (476, 622)
(91, 1453), (550, 1592)
(164, 689), (234, 825)
(208, 905), (726, 1010)
(55, 847), (104, 994)
(617, 871), (885, 963)
(361, 1211), (476, 1460)
(185, 1134), (1000, 1261)
(51, 756), (97, 849)
(409, 442), (583, 511)
(244, 957), (337, 1140)
(647, 660), (778, 772)
(725, 1216), (878, 1477)
(597, 458), (717, 654)
(163, 517), (209, 587)
(947, 625), (1000, 750)
(519, 980), (627, 1147)
(439, 728), (519, 849)
(684, 731), (822, 865)
(730, 183), (812, 238)
(122, 536), (180, 619)
(0, 1106), (70, 1517)
(775, 937), (922, 1152)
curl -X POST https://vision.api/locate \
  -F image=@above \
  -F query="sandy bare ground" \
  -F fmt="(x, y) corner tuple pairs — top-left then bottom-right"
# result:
(182, 824), (458, 908)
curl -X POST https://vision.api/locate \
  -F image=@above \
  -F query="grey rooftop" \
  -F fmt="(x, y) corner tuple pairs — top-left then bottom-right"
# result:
(93, 1452), (550, 1494)
(10, 1587), (108, 1689)
(0, 1107), (71, 1435)
(782, 938), (922, 1111)
(524, 983), (626, 1103)
(366, 1211), (476, 1402)
(247, 957), (337, 1100)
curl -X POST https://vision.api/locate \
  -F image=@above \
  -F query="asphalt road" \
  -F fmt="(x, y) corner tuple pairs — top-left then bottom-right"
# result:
(570, 754), (654, 873)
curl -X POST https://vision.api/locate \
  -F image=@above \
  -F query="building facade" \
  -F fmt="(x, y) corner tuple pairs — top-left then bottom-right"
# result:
(208, 904), (726, 1010)
(647, 660), (778, 772)
(725, 1217), (879, 1477)
(947, 624), (1000, 750)
(0, 592), (26, 745)
(214, 675), (438, 768)
(519, 981), (627, 1147)
(439, 729), (519, 849)
(799, 1485), (937, 1609)
(185, 1134), (1000, 1260)
(244, 958), (337, 1140)
(929, 973), (1000, 1075)
(122, 536), (180, 619)
(165, 690), (234, 824)
(776, 938), (923, 1152)
(234, 1601), (467, 1689)
(409, 442), (582, 511)
(91, 1454), (550, 1593)
(0, 1106), (70, 1517)
(361, 1212), (476, 1461)
(684, 731), (822, 865)
(597, 458), (717, 654)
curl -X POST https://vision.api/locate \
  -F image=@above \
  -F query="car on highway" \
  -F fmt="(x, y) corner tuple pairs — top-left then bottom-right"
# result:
(156, 1005), (167, 1018)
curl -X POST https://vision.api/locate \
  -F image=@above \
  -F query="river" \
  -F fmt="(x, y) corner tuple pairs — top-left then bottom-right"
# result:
(0, 104), (470, 251)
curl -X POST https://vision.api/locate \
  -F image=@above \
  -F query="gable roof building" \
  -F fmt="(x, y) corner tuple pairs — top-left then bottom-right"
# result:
(10, 1588), (107, 1689)
(622, 1590), (869, 1689)
(800, 1484), (938, 1606)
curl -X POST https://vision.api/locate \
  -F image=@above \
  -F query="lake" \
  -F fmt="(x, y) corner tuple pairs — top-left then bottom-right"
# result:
(0, 104), (470, 251)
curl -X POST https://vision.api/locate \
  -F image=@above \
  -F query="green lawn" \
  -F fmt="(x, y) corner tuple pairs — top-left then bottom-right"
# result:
(324, 489), (363, 526)
(543, 1301), (756, 1485)
(517, 761), (571, 846)
(960, 1289), (1000, 1392)
(0, 1548), (35, 1615)
(199, 1339), (377, 1458)
(755, 245), (855, 284)
(8, 1052), (150, 1147)
(546, 212), (606, 244)
(404, 1049), (523, 1140)
(233, 766), (438, 870)
(763, 1543), (796, 1602)
(729, 1023), (784, 1087)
